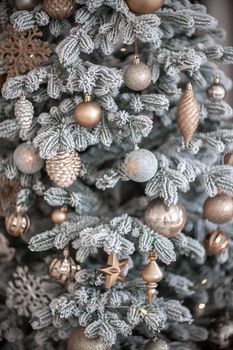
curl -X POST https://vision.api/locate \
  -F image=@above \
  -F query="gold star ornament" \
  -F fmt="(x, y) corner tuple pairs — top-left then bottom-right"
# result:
(99, 254), (129, 289)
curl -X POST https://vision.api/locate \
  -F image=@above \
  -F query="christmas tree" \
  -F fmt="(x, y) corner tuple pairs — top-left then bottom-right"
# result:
(0, 0), (233, 349)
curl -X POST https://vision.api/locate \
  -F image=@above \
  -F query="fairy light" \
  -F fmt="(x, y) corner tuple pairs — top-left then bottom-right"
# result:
(201, 278), (208, 285)
(198, 303), (206, 310)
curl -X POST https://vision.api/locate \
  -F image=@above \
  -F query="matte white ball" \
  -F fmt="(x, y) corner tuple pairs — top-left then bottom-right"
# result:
(13, 143), (44, 174)
(123, 149), (158, 183)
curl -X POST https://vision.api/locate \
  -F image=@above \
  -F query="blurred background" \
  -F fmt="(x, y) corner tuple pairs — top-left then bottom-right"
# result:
(204, 0), (233, 101)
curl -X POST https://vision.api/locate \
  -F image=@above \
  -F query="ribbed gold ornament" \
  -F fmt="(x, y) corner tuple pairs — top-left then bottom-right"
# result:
(49, 248), (79, 285)
(67, 328), (111, 350)
(141, 252), (163, 304)
(5, 208), (31, 237)
(43, 0), (76, 20)
(46, 150), (81, 188)
(203, 193), (233, 224)
(204, 229), (229, 256)
(177, 83), (200, 147)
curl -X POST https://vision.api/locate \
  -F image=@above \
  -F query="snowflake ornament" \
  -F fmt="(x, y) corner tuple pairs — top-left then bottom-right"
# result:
(0, 25), (51, 77)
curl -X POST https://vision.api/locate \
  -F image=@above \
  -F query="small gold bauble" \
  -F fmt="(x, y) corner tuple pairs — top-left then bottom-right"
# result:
(204, 229), (229, 256)
(49, 248), (79, 285)
(207, 76), (226, 102)
(125, 0), (165, 14)
(15, 0), (38, 10)
(5, 209), (31, 237)
(203, 193), (233, 224)
(67, 328), (111, 350)
(43, 0), (76, 20)
(13, 143), (44, 175)
(124, 57), (151, 91)
(74, 95), (102, 128)
(144, 199), (186, 237)
(51, 207), (68, 225)
(224, 152), (233, 166)
(145, 338), (170, 350)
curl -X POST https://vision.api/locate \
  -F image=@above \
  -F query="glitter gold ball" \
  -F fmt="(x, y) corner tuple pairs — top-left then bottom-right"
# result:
(203, 193), (233, 224)
(224, 152), (233, 166)
(67, 328), (111, 350)
(43, 0), (76, 20)
(207, 76), (226, 102)
(13, 143), (44, 175)
(51, 208), (68, 225)
(204, 229), (229, 256)
(15, 0), (38, 10)
(124, 58), (151, 91)
(5, 210), (31, 237)
(145, 338), (170, 350)
(144, 199), (186, 237)
(74, 97), (102, 128)
(125, 0), (165, 14)
(123, 149), (158, 183)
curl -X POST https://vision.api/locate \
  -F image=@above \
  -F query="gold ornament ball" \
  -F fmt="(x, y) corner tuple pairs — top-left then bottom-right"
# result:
(5, 210), (31, 237)
(49, 248), (78, 285)
(144, 199), (186, 237)
(51, 207), (68, 225)
(124, 58), (151, 91)
(207, 76), (226, 102)
(13, 143), (44, 175)
(43, 0), (76, 20)
(15, 0), (38, 10)
(145, 338), (170, 350)
(204, 229), (229, 256)
(125, 0), (165, 14)
(203, 193), (233, 224)
(74, 97), (102, 128)
(224, 152), (233, 166)
(67, 328), (111, 350)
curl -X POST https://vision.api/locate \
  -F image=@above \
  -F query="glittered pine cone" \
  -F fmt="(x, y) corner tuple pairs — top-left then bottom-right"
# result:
(43, 0), (76, 20)
(0, 177), (21, 217)
(46, 150), (81, 188)
(15, 96), (34, 130)
(177, 83), (200, 147)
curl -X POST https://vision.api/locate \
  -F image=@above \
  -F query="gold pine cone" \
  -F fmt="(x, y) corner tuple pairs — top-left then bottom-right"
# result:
(177, 83), (200, 147)
(46, 150), (81, 188)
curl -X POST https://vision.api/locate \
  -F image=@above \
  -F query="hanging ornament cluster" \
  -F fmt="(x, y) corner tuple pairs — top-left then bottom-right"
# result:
(144, 199), (186, 238)
(203, 193), (233, 224)
(74, 95), (102, 128)
(51, 207), (68, 225)
(14, 142), (44, 174)
(123, 148), (158, 183)
(49, 248), (80, 285)
(204, 229), (229, 256)
(15, 96), (34, 131)
(99, 254), (129, 289)
(141, 252), (163, 304)
(176, 83), (200, 147)
(46, 150), (81, 188)
(125, 0), (164, 14)
(5, 208), (31, 237)
(43, 0), (76, 20)
(144, 338), (170, 350)
(207, 75), (226, 102)
(15, 0), (39, 11)
(67, 328), (111, 350)
(0, 176), (21, 217)
(0, 25), (51, 77)
(124, 55), (152, 91)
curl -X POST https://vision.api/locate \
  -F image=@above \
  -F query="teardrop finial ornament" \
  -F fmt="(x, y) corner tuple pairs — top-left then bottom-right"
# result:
(177, 83), (200, 148)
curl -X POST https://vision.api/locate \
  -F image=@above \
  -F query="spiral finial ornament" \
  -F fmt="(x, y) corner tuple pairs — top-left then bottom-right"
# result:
(177, 83), (200, 147)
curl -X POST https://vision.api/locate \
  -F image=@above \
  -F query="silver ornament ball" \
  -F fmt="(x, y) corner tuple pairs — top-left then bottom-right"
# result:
(15, 0), (38, 10)
(123, 148), (158, 183)
(13, 143), (44, 174)
(124, 57), (151, 91)
(144, 199), (186, 237)
(207, 76), (226, 102)
(145, 339), (170, 350)
(67, 328), (111, 350)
